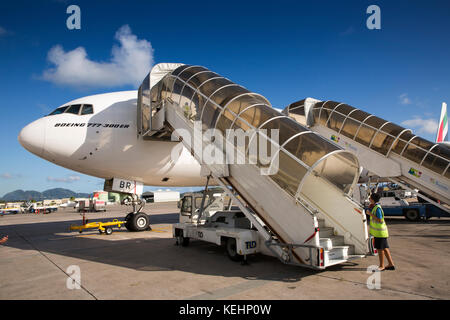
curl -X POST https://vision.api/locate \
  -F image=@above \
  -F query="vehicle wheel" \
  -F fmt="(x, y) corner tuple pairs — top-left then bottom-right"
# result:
(177, 233), (190, 247)
(226, 238), (243, 262)
(105, 227), (113, 235)
(127, 212), (150, 232)
(405, 209), (420, 221)
(124, 213), (135, 231)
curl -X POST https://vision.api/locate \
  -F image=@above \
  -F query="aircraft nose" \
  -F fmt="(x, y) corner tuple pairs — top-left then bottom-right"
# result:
(18, 119), (46, 156)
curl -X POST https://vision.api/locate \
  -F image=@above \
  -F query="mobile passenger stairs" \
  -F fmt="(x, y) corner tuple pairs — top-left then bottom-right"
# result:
(136, 63), (374, 270)
(174, 186), (360, 267)
(282, 98), (450, 217)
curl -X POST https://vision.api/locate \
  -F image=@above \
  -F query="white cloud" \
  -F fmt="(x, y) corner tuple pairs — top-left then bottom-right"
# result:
(47, 175), (81, 183)
(1, 173), (21, 179)
(41, 25), (154, 88)
(399, 93), (411, 105)
(401, 117), (438, 135)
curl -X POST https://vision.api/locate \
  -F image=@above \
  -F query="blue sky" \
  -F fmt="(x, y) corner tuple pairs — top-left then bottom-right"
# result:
(0, 0), (449, 196)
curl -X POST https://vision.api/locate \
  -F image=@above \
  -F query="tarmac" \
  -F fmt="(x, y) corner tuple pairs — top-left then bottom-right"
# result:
(0, 202), (449, 300)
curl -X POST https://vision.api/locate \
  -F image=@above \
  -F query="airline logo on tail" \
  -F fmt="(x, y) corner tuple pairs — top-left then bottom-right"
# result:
(436, 102), (448, 143)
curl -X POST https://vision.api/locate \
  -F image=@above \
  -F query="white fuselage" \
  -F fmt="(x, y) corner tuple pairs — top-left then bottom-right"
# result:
(18, 91), (205, 187)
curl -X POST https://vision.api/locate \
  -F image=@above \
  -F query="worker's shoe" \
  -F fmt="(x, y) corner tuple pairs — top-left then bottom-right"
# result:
(386, 265), (396, 270)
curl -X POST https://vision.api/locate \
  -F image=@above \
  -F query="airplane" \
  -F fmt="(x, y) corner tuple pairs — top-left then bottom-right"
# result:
(18, 90), (205, 187)
(18, 90), (207, 230)
(437, 102), (449, 147)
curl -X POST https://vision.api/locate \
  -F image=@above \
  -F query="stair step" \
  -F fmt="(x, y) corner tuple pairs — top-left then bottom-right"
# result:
(320, 237), (355, 253)
(329, 235), (345, 246)
(319, 227), (335, 237)
(346, 244), (355, 255)
(327, 246), (350, 261)
(318, 220), (359, 264)
(318, 219), (326, 228)
(319, 238), (333, 250)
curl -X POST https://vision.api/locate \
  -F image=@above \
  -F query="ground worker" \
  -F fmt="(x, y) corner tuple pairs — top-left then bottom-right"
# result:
(366, 193), (396, 271)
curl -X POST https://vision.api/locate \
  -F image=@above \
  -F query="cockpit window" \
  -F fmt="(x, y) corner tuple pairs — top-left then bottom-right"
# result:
(65, 104), (82, 115)
(48, 103), (94, 116)
(81, 104), (94, 115)
(49, 106), (69, 115)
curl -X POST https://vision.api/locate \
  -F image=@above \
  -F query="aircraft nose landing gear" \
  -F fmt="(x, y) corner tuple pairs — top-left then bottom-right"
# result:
(125, 212), (151, 231)
(122, 195), (151, 232)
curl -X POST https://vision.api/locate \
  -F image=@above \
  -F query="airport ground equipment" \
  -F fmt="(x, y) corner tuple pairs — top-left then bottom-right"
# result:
(366, 203), (450, 221)
(69, 219), (126, 235)
(283, 99), (450, 214)
(357, 185), (450, 221)
(173, 188), (367, 266)
(27, 203), (58, 214)
(77, 199), (106, 213)
(0, 207), (23, 215)
(137, 63), (373, 269)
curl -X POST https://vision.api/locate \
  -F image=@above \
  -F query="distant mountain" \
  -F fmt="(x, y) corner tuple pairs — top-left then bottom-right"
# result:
(41, 188), (89, 199)
(1, 188), (90, 201)
(1, 190), (42, 201)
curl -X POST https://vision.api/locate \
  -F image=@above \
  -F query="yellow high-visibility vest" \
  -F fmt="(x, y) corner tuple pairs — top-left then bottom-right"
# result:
(369, 204), (389, 238)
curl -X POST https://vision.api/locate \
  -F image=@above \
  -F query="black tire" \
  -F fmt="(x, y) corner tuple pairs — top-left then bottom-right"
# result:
(177, 233), (190, 247)
(105, 227), (113, 235)
(405, 209), (420, 221)
(126, 212), (150, 232)
(175, 229), (189, 246)
(226, 238), (243, 262)
(124, 213), (135, 231)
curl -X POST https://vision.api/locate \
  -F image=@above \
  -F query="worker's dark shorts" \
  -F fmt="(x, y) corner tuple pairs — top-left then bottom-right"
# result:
(374, 237), (389, 250)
